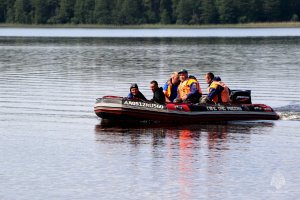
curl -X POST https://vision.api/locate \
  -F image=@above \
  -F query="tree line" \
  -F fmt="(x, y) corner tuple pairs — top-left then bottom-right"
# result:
(0, 0), (299, 25)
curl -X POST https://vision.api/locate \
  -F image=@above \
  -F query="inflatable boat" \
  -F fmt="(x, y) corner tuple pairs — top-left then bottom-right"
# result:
(94, 91), (279, 123)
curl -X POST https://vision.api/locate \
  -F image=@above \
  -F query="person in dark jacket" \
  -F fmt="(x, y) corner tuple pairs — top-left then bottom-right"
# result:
(149, 80), (165, 104)
(127, 83), (147, 101)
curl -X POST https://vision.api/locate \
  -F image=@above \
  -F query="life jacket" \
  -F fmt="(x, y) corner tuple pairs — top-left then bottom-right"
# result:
(165, 80), (172, 98)
(164, 79), (179, 102)
(178, 78), (202, 98)
(189, 76), (202, 94)
(208, 81), (230, 103)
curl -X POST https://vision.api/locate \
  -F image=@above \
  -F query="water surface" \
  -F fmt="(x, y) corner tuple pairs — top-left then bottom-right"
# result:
(0, 34), (299, 199)
(1, 27), (300, 37)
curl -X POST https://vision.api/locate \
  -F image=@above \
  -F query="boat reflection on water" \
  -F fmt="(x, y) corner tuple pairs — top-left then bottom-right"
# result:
(94, 120), (275, 199)
(94, 120), (274, 148)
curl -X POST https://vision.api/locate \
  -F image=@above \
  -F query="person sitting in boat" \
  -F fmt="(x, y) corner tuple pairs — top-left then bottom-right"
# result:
(173, 69), (202, 104)
(163, 72), (180, 102)
(201, 72), (230, 104)
(149, 80), (166, 104)
(127, 83), (147, 101)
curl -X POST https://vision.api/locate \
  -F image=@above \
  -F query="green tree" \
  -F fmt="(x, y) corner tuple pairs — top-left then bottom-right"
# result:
(14, 0), (26, 23)
(94, 0), (114, 24)
(113, 0), (143, 24)
(217, 0), (237, 23)
(31, 0), (47, 24)
(0, 0), (7, 22)
(263, 0), (281, 21)
(56, 0), (75, 23)
(143, 0), (160, 23)
(14, 0), (32, 24)
(175, 0), (194, 24)
(291, 13), (299, 21)
(171, 0), (179, 23)
(201, 0), (218, 24)
(190, 0), (201, 24)
(83, 0), (95, 23)
(286, 0), (300, 21)
(73, 0), (84, 23)
(6, 0), (15, 23)
(247, 0), (264, 22)
(46, 0), (59, 23)
(280, 0), (292, 20)
(1, 0), (300, 25)
(160, 0), (172, 24)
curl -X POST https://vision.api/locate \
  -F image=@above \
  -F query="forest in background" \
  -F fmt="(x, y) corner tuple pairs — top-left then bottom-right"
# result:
(0, 0), (300, 25)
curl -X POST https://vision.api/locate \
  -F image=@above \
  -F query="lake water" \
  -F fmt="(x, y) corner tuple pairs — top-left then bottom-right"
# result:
(1, 27), (300, 37)
(0, 29), (300, 199)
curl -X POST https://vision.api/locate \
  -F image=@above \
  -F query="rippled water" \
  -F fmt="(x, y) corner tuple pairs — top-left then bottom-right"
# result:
(0, 34), (300, 199)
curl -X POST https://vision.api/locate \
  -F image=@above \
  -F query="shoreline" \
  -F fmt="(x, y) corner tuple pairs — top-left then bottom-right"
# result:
(1, 22), (300, 29)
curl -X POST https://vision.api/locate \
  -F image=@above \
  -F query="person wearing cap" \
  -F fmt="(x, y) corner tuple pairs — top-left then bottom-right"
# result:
(127, 83), (147, 101)
(163, 72), (180, 103)
(149, 80), (165, 104)
(174, 69), (202, 104)
(201, 72), (230, 104)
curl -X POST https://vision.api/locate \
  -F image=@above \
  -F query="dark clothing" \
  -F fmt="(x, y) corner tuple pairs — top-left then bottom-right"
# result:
(127, 91), (147, 101)
(151, 87), (165, 104)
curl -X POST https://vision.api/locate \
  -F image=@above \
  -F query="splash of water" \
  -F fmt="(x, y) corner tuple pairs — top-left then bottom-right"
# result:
(275, 103), (300, 121)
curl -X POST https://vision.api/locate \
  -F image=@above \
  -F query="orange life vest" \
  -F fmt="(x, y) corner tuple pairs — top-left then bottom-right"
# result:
(208, 81), (230, 103)
(178, 78), (202, 98)
(164, 80), (172, 98)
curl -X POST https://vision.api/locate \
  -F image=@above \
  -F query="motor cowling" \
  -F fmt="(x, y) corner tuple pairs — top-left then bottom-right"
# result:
(230, 90), (252, 104)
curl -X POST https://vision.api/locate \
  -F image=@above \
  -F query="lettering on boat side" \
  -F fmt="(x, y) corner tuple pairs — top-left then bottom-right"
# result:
(206, 106), (243, 111)
(226, 106), (243, 111)
(123, 100), (165, 109)
(207, 106), (218, 111)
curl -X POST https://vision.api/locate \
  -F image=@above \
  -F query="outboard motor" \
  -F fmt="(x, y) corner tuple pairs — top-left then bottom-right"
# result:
(230, 90), (252, 104)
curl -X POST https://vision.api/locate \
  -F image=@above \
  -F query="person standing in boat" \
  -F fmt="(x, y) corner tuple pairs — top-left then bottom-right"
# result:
(174, 69), (202, 104)
(149, 80), (166, 104)
(163, 72), (180, 103)
(201, 72), (230, 104)
(127, 83), (147, 101)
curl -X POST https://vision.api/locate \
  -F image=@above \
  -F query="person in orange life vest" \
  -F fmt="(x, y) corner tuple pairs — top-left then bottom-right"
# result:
(127, 83), (147, 101)
(202, 72), (230, 103)
(149, 80), (165, 104)
(173, 69), (202, 104)
(163, 72), (180, 103)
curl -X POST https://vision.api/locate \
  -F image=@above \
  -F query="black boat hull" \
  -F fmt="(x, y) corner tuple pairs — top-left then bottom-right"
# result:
(94, 96), (279, 123)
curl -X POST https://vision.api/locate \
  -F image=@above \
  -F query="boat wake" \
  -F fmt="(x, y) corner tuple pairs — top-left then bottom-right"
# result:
(274, 103), (300, 121)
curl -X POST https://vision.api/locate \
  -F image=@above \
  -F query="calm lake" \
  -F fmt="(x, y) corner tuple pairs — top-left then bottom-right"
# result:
(0, 28), (300, 199)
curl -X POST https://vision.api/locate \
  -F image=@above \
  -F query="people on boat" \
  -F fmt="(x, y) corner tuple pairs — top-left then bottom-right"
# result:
(173, 69), (202, 104)
(149, 80), (166, 104)
(163, 72), (180, 102)
(201, 72), (230, 104)
(127, 83), (147, 101)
